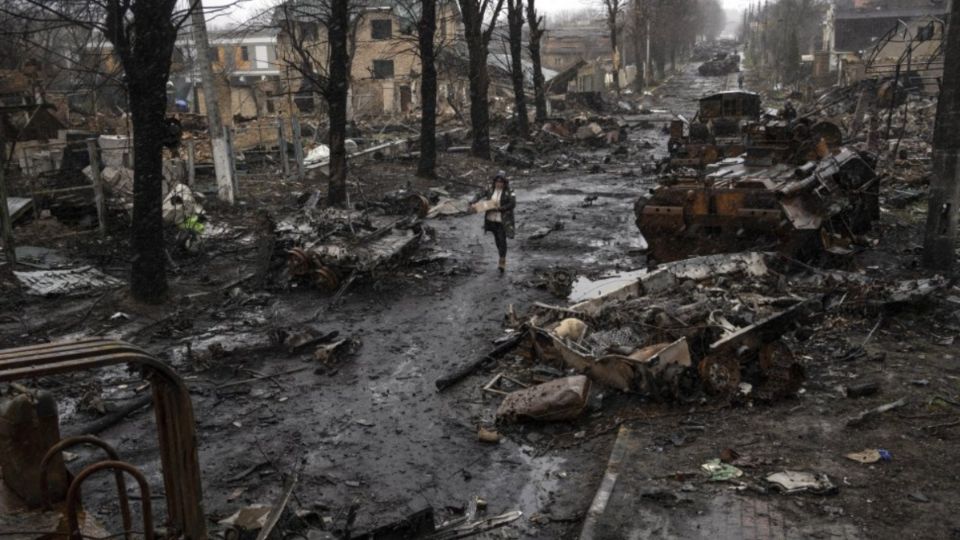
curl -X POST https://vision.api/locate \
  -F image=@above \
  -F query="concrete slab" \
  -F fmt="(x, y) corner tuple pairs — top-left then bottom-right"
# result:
(580, 425), (863, 540)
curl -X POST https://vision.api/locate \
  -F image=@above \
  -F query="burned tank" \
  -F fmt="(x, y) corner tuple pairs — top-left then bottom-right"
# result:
(636, 137), (880, 263)
(698, 52), (741, 76)
(667, 91), (762, 169)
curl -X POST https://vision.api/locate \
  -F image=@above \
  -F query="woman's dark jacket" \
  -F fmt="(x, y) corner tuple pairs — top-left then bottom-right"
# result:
(473, 186), (516, 239)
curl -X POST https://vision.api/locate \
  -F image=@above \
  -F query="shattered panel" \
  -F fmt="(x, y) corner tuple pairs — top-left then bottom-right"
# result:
(14, 266), (124, 297)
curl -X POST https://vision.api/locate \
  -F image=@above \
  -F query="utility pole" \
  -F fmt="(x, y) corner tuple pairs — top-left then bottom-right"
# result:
(645, 17), (651, 85)
(191, 0), (236, 203)
(922, 1), (960, 273)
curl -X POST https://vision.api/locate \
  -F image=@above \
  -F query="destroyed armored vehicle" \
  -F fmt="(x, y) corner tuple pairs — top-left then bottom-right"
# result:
(667, 91), (762, 169)
(697, 52), (740, 76)
(635, 143), (879, 263)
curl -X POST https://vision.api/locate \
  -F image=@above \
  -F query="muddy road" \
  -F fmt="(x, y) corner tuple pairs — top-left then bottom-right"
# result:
(3, 65), (741, 536)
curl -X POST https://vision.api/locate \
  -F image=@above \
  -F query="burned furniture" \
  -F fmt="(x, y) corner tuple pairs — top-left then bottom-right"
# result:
(0, 338), (205, 539)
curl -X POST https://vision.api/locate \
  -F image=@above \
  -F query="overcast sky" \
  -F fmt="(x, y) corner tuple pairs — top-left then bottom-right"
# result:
(203, 0), (752, 27)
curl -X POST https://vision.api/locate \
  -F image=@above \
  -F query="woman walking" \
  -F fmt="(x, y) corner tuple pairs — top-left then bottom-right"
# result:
(471, 171), (516, 273)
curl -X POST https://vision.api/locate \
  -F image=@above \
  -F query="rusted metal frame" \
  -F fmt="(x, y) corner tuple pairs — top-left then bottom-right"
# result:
(65, 460), (154, 540)
(0, 341), (206, 540)
(0, 339), (145, 364)
(30, 185), (97, 196)
(0, 337), (132, 357)
(41, 435), (134, 539)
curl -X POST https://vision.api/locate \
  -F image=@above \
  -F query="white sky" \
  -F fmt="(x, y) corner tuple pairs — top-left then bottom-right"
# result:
(203, 0), (751, 28)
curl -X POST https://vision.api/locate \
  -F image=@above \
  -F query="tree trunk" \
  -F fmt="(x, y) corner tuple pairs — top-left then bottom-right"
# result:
(507, 0), (529, 138)
(460, 0), (504, 160)
(418, 0), (438, 178)
(631, 0), (644, 92)
(610, 15), (621, 94)
(526, 0), (547, 122)
(467, 45), (492, 159)
(128, 89), (168, 302)
(115, 0), (180, 304)
(327, 0), (350, 207)
(922, 0), (960, 273)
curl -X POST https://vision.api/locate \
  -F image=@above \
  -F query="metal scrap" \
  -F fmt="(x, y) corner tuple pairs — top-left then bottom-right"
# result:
(14, 266), (123, 297)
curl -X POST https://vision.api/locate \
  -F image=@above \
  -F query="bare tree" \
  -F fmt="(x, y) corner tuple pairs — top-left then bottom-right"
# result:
(628, 0), (647, 91)
(1, 0), (203, 303)
(506, 0), (529, 138)
(458, 0), (506, 160)
(327, 0), (350, 205)
(417, 0), (439, 177)
(274, 0), (355, 207)
(525, 0), (547, 122)
(923, 0), (960, 272)
(602, 0), (625, 94)
(389, 0), (463, 177)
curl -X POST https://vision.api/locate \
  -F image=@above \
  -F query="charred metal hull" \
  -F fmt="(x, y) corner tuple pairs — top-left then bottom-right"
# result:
(636, 148), (880, 262)
(698, 54), (740, 76)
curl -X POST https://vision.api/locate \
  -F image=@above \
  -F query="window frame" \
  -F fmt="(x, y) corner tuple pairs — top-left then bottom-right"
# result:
(371, 19), (393, 40)
(372, 59), (395, 79)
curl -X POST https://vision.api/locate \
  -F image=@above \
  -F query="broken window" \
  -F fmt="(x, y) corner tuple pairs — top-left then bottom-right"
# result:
(240, 46), (249, 61)
(372, 19), (392, 40)
(373, 59), (394, 79)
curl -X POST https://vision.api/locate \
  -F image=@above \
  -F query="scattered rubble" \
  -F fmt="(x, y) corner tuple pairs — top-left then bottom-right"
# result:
(14, 266), (123, 297)
(274, 207), (426, 293)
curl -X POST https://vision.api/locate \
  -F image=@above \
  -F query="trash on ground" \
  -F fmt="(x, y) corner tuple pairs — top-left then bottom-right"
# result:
(765, 471), (838, 495)
(496, 375), (591, 422)
(701, 458), (744, 482)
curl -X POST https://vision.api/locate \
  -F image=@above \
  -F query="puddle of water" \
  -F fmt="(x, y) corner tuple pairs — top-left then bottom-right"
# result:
(516, 450), (567, 521)
(568, 269), (650, 303)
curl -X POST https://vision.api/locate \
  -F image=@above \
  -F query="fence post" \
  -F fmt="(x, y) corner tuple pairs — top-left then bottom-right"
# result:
(291, 116), (304, 181)
(186, 140), (196, 188)
(0, 159), (16, 264)
(86, 139), (107, 236)
(277, 116), (290, 178)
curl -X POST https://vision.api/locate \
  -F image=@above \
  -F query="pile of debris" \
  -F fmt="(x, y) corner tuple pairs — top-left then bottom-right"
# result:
(463, 252), (948, 427)
(504, 254), (812, 406)
(271, 204), (426, 294)
(540, 115), (626, 148)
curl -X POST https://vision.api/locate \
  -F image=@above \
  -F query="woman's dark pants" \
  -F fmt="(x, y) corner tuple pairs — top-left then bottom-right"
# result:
(485, 221), (507, 258)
